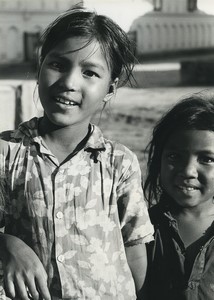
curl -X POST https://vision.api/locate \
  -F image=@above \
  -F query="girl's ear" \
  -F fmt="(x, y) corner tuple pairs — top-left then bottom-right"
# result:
(103, 78), (119, 103)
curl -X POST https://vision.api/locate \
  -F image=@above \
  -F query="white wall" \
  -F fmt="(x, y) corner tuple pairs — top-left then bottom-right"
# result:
(130, 13), (214, 55)
(0, 0), (81, 64)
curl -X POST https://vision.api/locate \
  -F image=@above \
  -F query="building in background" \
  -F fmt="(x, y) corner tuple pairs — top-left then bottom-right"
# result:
(129, 0), (214, 58)
(2, 0), (214, 64)
(0, 0), (82, 64)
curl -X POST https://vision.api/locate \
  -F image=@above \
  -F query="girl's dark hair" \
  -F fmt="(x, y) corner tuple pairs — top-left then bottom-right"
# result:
(144, 91), (214, 207)
(37, 5), (136, 86)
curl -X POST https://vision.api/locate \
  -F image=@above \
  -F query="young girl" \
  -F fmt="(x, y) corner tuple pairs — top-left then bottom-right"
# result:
(0, 6), (154, 300)
(144, 91), (214, 300)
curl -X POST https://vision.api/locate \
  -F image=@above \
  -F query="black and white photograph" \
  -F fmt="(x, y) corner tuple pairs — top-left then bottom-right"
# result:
(0, 1), (214, 299)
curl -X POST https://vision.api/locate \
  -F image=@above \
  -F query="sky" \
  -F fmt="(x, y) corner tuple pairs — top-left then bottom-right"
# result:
(84, 0), (214, 32)
(198, 0), (214, 14)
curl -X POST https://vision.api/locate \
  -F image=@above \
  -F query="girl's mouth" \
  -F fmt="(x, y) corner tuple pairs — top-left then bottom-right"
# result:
(55, 97), (79, 106)
(176, 185), (200, 192)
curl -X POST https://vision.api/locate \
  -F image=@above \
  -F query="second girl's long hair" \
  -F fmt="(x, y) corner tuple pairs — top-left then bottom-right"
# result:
(144, 91), (214, 207)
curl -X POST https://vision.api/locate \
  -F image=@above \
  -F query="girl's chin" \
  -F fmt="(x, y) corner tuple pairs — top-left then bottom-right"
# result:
(40, 116), (71, 131)
(44, 115), (73, 126)
(174, 198), (201, 209)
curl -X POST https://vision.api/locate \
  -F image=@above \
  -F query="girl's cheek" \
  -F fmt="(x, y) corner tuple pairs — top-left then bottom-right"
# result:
(40, 70), (57, 85)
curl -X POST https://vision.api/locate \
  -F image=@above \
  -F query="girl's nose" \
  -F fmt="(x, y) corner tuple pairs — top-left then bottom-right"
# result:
(179, 158), (198, 178)
(60, 69), (79, 91)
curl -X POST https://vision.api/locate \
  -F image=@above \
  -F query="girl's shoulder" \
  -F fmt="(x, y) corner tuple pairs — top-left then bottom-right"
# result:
(106, 139), (140, 170)
(0, 131), (12, 168)
(0, 130), (14, 152)
(0, 117), (38, 145)
(149, 203), (164, 224)
(0, 128), (23, 146)
(92, 125), (140, 169)
(0, 119), (35, 155)
(104, 137), (137, 160)
(0, 129), (15, 140)
(92, 124), (136, 159)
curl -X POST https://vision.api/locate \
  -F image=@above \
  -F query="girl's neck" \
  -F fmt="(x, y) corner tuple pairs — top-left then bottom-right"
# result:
(167, 200), (214, 248)
(38, 117), (91, 163)
(162, 193), (214, 219)
(171, 201), (214, 219)
(39, 116), (89, 140)
(173, 205), (214, 248)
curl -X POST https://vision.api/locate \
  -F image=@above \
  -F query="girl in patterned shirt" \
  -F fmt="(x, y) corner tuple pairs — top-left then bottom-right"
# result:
(0, 6), (154, 300)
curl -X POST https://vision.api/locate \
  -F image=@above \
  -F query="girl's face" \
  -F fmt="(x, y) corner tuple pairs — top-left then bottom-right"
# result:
(160, 130), (214, 209)
(38, 37), (116, 128)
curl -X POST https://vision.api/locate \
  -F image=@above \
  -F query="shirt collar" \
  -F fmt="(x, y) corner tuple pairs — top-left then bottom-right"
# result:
(18, 117), (106, 152)
(18, 117), (40, 140)
(155, 200), (177, 224)
(157, 200), (214, 232)
(84, 124), (106, 151)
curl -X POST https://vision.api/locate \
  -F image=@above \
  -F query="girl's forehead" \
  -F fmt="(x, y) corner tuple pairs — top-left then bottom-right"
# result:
(53, 36), (93, 49)
(165, 129), (214, 150)
(46, 36), (110, 67)
(48, 37), (100, 57)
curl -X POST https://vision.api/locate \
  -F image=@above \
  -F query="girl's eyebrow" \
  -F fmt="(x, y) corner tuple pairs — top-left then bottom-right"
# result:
(200, 150), (214, 155)
(47, 53), (106, 71)
(81, 61), (106, 71)
(165, 147), (214, 155)
(48, 52), (72, 59)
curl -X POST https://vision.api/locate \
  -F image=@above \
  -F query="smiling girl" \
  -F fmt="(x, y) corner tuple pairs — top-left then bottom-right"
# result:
(144, 91), (214, 300)
(0, 6), (153, 300)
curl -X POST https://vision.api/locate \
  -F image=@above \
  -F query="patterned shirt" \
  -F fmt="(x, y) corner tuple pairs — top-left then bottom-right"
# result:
(0, 117), (154, 300)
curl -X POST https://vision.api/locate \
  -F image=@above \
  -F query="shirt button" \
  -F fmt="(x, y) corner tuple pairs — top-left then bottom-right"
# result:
(57, 255), (64, 263)
(56, 211), (63, 219)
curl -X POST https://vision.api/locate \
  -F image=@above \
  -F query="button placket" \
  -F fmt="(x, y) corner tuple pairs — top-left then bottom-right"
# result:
(56, 211), (64, 219)
(57, 254), (65, 263)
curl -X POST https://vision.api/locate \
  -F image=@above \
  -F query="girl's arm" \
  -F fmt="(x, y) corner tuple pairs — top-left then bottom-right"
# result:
(116, 149), (153, 299)
(125, 242), (148, 300)
(0, 233), (51, 300)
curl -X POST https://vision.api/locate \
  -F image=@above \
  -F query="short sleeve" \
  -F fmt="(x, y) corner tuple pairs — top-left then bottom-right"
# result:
(0, 260), (6, 300)
(117, 151), (154, 246)
(0, 139), (9, 228)
(0, 138), (9, 297)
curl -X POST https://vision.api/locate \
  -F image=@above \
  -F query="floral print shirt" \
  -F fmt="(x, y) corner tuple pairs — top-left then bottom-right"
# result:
(0, 118), (154, 300)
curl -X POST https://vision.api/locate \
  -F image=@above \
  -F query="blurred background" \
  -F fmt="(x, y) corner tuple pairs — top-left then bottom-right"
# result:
(1, 0), (214, 175)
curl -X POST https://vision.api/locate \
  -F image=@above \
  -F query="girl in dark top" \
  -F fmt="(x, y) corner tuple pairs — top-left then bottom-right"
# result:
(144, 91), (214, 300)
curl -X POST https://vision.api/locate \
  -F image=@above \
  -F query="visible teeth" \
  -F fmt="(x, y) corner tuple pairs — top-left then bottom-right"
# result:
(178, 186), (196, 191)
(56, 97), (77, 106)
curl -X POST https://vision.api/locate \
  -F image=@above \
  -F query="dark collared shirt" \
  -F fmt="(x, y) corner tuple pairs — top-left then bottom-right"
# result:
(147, 201), (214, 300)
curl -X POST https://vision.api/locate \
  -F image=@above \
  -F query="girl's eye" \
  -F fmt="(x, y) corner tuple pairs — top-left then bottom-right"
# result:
(199, 156), (214, 164)
(49, 61), (63, 70)
(83, 70), (99, 78)
(167, 153), (179, 161)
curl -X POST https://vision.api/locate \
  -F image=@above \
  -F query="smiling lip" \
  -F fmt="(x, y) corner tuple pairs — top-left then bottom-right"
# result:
(176, 184), (200, 192)
(54, 96), (80, 107)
